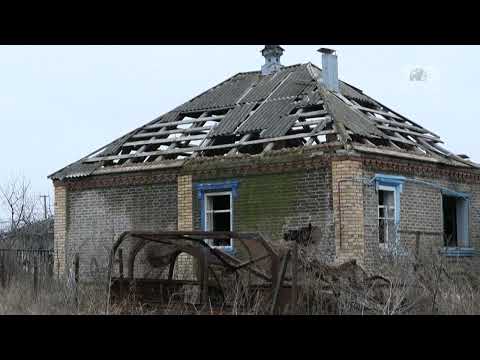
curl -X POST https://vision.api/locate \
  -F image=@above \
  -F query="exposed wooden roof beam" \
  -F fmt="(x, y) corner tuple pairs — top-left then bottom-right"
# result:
(376, 125), (442, 143)
(293, 117), (331, 128)
(361, 98), (442, 139)
(133, 126), (215, 139)
(229, 134), (253, 156)
(124, 134), (208, 147)
(145, 114), (225, 130)
(384, 133), (417, 146)
(85, 129), (340, 163)
(296, 109), (328, 118)
(363, 138), (378, 148)
(153, 141), (177, 162)
(354, 105), (404, 120)
(353, 144), (445, 164)
(387, 139), (402, 151)
(368, 116), (431, 134)
(418, 138), (478, 167)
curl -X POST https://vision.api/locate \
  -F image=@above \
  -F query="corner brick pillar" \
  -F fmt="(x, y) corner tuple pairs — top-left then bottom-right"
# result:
(177, 175), (193, 231)
(331, 159), (365, 265)
(176, 175), (195, 281)
(53, 184), (67, 277)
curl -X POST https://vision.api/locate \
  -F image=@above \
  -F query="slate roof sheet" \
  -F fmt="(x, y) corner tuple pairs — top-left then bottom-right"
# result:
(49, 62), (477, 180)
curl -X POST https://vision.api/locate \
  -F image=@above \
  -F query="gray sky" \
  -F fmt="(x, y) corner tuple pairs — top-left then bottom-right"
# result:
(1, 45), (479, 220)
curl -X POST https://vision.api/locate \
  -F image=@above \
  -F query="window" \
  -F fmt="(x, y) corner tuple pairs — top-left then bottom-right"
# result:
(373, 174), (405, 248)
(195, 180), (239, 252)
(378, 186), (396, 245)
(442, 193), (469, 248)
(204, 192), (233, 248)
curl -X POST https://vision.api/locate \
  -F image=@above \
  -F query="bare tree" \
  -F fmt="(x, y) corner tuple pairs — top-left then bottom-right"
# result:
(0, 176), (39, 232)
(0, 176), (52, 249)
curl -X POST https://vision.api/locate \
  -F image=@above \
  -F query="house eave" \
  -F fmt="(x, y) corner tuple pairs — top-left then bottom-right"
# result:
(352, 144), (478, 169)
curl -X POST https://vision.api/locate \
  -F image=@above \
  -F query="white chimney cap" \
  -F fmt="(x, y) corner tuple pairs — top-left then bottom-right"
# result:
(318, 48), (336, 55)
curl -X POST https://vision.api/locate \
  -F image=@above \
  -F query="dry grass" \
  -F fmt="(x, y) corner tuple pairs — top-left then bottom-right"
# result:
(1, 243), (480, 315)
(0, 270), (157, 315)
(323, 247), (480, 315)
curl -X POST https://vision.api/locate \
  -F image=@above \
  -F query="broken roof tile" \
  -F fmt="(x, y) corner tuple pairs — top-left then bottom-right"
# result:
(235, 99), (294, 135)
(208, 103), (256, 137)
(49, 62), (477, 180)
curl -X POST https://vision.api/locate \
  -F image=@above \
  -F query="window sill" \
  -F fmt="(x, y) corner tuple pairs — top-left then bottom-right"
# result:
(440, 247), (477, 257)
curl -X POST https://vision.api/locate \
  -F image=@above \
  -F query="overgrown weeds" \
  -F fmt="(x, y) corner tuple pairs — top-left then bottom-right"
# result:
(1, 243), (480, 315)
(323, 247), (480, 315)
(0, 269), (154, 315)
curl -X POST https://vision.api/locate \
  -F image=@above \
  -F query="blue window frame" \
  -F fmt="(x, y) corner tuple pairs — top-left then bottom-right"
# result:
(194, 180), (239, 252)
(373, 174), (405, 247)
(441, 189), (471, 255)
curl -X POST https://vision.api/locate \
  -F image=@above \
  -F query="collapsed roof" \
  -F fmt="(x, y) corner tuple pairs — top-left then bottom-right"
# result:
(50, 56), (478, 181)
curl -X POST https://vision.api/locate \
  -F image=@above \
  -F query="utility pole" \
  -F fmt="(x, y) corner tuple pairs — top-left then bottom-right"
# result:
(40, 195), (49, 220)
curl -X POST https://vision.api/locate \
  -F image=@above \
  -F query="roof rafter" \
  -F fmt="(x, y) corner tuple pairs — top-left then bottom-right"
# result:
(50, 62), (478, 180)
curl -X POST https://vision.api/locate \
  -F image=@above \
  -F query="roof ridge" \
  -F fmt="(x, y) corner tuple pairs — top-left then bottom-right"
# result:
(237, 63), (308, 76)
(176, 63), (311, 112)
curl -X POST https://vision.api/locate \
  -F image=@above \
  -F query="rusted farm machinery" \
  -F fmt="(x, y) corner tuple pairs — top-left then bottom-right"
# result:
(105, 230), (299, 314)
(105, 226), (393, 314)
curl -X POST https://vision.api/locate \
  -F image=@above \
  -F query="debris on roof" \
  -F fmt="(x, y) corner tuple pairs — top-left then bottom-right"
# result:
(49, 60), (478, 180)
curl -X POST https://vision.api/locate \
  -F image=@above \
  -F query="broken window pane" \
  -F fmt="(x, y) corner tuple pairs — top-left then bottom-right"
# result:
(212, 212), (231, 246)
(443, 195), (458, 247)
(205, 193), (232, 248)
(378, 189), (396, 245)
(379, 219), (385, 244)
(379, 190), (385, 205)
(442, 194), (470, 248)
(212, 195), (230, 211)
(378, 207), (385, 218)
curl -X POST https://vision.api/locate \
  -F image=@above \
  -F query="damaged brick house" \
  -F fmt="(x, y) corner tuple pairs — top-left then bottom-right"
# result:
(49, 46), (480, 278)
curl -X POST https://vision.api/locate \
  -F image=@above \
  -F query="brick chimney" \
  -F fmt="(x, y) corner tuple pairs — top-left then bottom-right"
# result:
(261, 45), (284, 75)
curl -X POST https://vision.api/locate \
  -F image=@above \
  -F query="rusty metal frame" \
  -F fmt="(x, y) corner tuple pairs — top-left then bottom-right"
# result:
(105, 230), (284, 313)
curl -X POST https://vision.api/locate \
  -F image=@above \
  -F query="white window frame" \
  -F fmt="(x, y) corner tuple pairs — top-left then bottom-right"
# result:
(204, 191), (233, 250)
(378, 185), (397, 247)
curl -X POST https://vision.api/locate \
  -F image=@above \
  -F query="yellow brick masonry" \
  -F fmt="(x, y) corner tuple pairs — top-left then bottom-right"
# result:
(177, 175), (193, 231)
(176, 175), (195, 280)
(53, 185), (67, 277)
(332, 159), (365, 265)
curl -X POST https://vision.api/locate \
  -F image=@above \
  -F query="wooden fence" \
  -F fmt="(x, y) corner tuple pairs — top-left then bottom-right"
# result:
(0, 249), (54, 277)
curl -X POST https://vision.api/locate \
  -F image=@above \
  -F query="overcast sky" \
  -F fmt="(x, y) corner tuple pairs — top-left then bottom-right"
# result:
(1, 45), (479, 220)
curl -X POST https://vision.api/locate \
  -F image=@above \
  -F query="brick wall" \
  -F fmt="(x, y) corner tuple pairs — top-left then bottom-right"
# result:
(192, 167), (335, 262)
(53, 185), (67, 276)
(363, 168), (480, 269)
(177, 175), (193, 231)
(65, 182), (177, 279)
(56, 152), (480, 279)
(175, 175), (195, 280)
(331, 159), (365, 265)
